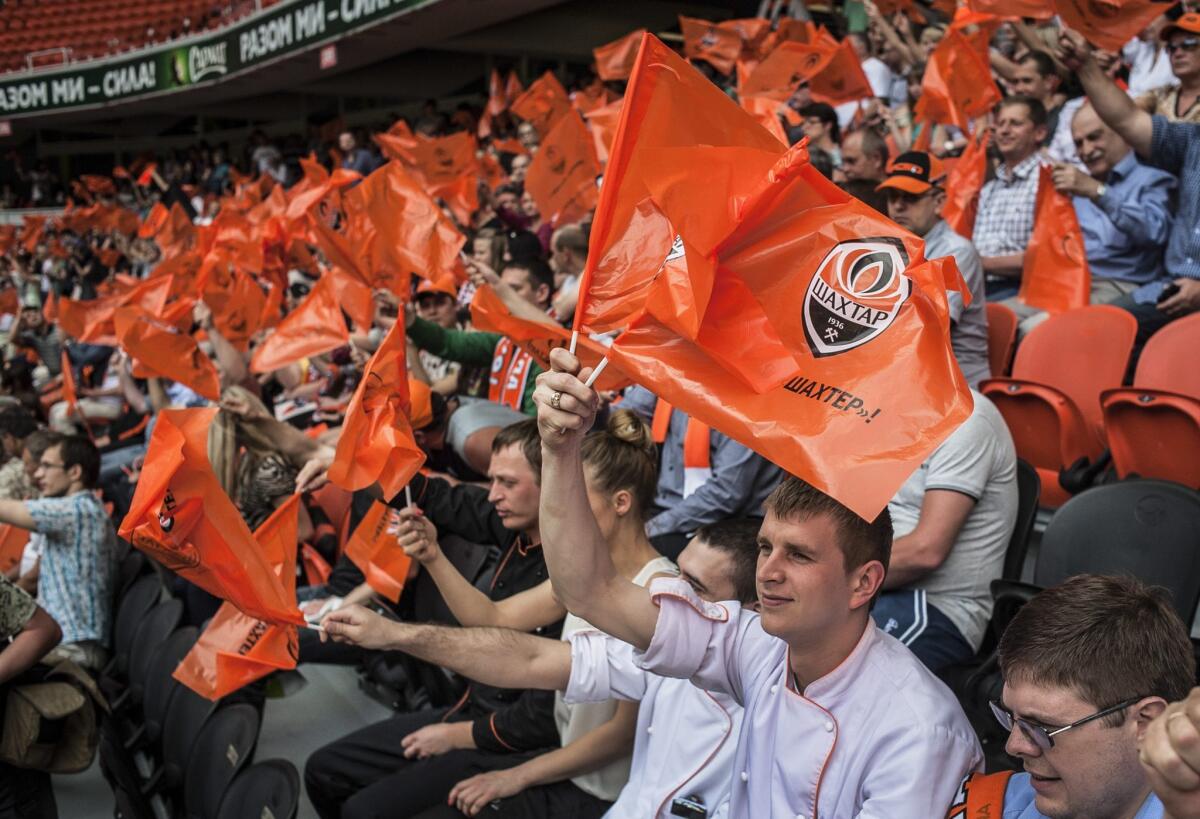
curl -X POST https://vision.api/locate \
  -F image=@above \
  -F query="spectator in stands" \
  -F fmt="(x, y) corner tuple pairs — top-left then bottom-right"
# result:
(1136, 13), (1200, 123)
(405, 257), (555, 417)
(1140, 686), (1200, 816)
(0, 407), (36, 501)
(798, 102), (842, 167)
(839, 127), (890, 184)
(877, 151), (990, 386)
(0, 574), (62, 817)
(549, 224), (587, 322)
(509, 153), (531, 185)
(533, 350), (983, 816)
(1125, 15), (1176, 98)
(304, 421), (564, 819)
(7, 430), (60, 596)
(1009, 51), (1065, 143)
(339, 131), (377, 177)
(950, 574), (1194, 818)
(0, 436), (115, 670)
(409, 278), (462, 397)
(871, 388), (1017, 670)
(621, 385), (782, 560)
(974, 97), (1048, 299)
(1060, 28), (1200, 347)
(322, 518), (761, 819)
(6, 298), (62, 384)
(517, 121), (539, 152)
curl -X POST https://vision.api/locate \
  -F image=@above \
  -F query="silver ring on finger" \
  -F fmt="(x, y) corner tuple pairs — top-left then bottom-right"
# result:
(550, 391), (563, 410)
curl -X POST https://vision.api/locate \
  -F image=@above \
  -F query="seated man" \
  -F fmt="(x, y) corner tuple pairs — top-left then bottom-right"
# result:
(304, 420), (564, 819)
(406, 257), (556, 418)
(621, 386), (782, 559)
(949, 574), (1194, 817)
(0, 435), (116, 670)
(873, 388), (1018, 671)
(323, 518), (761, 819)
(878, 151), (990, 387)
(533, 349), (983, 817)
(0, 407), (37, 501)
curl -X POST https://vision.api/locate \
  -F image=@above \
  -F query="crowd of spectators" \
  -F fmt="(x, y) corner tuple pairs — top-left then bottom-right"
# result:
(0, 1), (1198, 817)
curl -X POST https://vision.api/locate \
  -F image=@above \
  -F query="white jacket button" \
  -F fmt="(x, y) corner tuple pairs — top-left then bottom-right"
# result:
(824, 720), (834, 732)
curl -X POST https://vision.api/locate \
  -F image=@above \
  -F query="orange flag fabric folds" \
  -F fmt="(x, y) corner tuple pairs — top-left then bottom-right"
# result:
(680, 16), (743, 75)
(113, 307), (221, 401)
(594, 30), (645, 81)
(943, 132), (989, 239)
(344, 501), (413, 603)
(1018, 164), (1091, 313)
(510, 71), (572, 137)
(327, 321), (426, 501)
(119, 408), (305, 626)
(914, 29), (1001, 130)
(173, 496), (301, 700)
(250, 273), (349, 373)
(1053, 0), (1171, 52)
(524, 111), (600, 226)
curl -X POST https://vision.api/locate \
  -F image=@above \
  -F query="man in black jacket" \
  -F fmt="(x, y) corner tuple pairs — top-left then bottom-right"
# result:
(305, 420), (563, 819)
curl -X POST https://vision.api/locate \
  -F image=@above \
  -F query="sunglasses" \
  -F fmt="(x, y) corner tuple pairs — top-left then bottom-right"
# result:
(288, 283), (311, 299)
(989, 696), (1144, 750)
(1167, 37), (1200, 54)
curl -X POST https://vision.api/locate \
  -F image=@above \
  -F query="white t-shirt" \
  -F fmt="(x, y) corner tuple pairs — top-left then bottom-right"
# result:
(1125, 37), (1178, 97)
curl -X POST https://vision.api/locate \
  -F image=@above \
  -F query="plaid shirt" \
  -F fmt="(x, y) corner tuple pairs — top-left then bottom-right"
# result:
(972, 153), (1043, 259)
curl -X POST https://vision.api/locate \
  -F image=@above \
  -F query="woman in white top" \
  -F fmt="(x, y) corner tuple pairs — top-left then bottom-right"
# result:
(395, 408), (675, 817)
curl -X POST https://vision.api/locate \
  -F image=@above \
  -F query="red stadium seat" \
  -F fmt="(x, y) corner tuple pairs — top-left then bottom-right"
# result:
(1101, 313), (1200, 488)
(980, 305), (1137, 507)
(985, 302), (1018, 377)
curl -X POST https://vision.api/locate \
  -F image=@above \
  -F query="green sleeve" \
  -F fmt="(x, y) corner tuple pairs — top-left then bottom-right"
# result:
(519, 360), (545, 417)
(406, 317), (503, 368)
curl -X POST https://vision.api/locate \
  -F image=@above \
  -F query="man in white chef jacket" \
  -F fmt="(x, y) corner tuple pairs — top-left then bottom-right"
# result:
(532, 349), (984, 819)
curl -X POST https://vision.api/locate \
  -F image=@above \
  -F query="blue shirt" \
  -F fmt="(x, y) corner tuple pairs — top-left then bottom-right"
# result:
(1003, 772), (1163, 818)
(1145, 115), (1200, 289)
(28, 491), (118, 646)
(1074, 151), (1174, 286)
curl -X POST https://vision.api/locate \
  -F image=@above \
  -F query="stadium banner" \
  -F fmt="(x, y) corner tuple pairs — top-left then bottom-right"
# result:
(0, 0), (436, 118)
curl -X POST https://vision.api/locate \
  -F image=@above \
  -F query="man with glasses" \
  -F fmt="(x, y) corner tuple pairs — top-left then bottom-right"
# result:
(948, 574), (1194, 818)
(877, 151), (988, 387)
(0, 435), (115, 671)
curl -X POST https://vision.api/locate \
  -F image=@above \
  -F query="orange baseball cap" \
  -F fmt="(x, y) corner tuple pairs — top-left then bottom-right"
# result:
(1162, 13), (1200, 40)
(415, 276), (457, 299)
(877, 151), (947, 195)
(407, 378), (434, 430)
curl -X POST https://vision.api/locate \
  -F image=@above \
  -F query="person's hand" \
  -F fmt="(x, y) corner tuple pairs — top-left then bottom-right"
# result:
(319, 604), (393, 649)
(1160, 279), (1200, 319)
(301, 596), (342, 623)
(192, 300), (213, 329)
(1056, 27), (1094, 71)
(391, 507), (441, 565)
(1050, 163), (1103, 199)
(403, 300), (417, 330)
(448, 768), (527, 816)
(373, 288), (399, 312)
(1141, 687), (1200, 818)
(533, 348), (599, 452)
(295, 446), (335, 494)
(863, 0), (880, 19)
(401, 723), (470, 761)
(220, 390), (268, 420)
(465, 257), (501, 289)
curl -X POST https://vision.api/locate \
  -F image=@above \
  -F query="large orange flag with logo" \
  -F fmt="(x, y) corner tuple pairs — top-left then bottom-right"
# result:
(680, 16), (743, 75)
(119, 408), (305, 626)
(594, 30), (644, 81)
(114, 307), (221, 401)
(344, 501), (412, 603)
(250, 273), (349, 373)
(600, 141), (972, 520)
(943, 131), (989, 239)
(173, 495), (301, 700)
(511, 71), (572, 137)
(573, 33), (785, 340)
(524, 110), (600, 226)
(915, 28), (1002, 130)
(1054, 0), (1171, 52)
(741, 41), (833, 98)
(1018, 164), (1090, 313)
(327, 321), (425, 501)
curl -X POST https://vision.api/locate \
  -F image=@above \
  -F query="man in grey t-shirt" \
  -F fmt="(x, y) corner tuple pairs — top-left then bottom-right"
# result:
(870, 389), (1019, 671)
(878, 151), (991, 387)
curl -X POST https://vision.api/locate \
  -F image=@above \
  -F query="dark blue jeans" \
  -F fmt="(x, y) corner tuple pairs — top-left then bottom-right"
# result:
(872, 590), (975, 672)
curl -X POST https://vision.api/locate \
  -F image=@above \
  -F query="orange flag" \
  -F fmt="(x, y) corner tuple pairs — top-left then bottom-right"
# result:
(740, 96), (790, 145)
(469, 285), (628, 392)
(344, 501), (412, 603)
(574, 34), (785, 339)
(914, 28), (1002, 130)
(327, 321), (426, 501)
(1018, 164), (1091, 313)
(594, 30), (645, 81)
(741, 41), (834, 98)
(114, 307), (222, 401)
(0, 525), (29, 573)
(172, 495), (301, 700)
(808, 39), (876, 106)
(720, 18), (773, 57)
(966, 0), (1053, 16)
(20, 216), (46, 254)
(249, 273), (349, 373)
(680, 16), (743, 75)
(943, 131), (989, 239)
(119, 408), (305, 626)
(60, 351), (80, 422)
(524, 110), (600, 226)
(505, 70), (524, 102)
(584, 98), (624, 167)
(510, 71), (572, 137)
(203, 268), (265, 352)
(478, 69), (507, 139)
(603, 141), (972, 520)
(1054, 0), (1172, 52)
